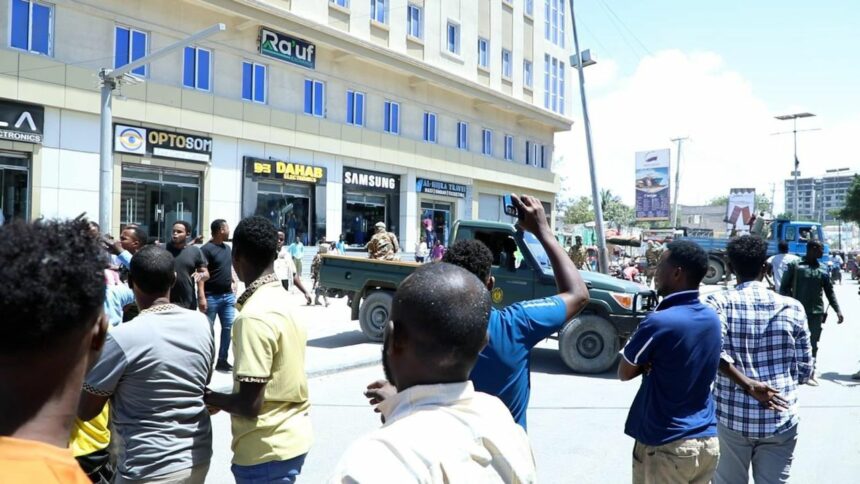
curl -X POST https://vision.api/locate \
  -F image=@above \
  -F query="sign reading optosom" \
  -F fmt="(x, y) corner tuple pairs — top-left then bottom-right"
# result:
(244, 156), (326, 184)
(114, 124), (212, 162)
(259, 27), (316, 69)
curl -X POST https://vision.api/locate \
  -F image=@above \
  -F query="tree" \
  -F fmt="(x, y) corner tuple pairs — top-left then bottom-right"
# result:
(838, 175), (860, 225)
(562, 196), (595, 224)
(560, 191), (635, 227)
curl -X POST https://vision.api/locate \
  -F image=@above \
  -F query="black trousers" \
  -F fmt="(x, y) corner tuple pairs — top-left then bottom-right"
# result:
(76, 448), (113, 484)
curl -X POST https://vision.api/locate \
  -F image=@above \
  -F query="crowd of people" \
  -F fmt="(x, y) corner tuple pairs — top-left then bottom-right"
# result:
(0, 190), (856, 483)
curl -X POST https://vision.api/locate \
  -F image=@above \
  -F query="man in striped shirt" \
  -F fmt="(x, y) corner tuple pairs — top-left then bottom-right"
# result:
(705, 235), (812, 484)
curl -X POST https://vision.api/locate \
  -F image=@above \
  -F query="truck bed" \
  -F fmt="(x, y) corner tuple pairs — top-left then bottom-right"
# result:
(678, 236), (778, 257)
(319, 254), (420, 293)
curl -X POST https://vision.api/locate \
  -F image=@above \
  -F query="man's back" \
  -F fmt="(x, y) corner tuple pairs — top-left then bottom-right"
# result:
(331, 382), (535, 483)
(83, 306), (214, 480)
(769, 253), (799, 292)
(231, 280), (312, 466)
(706, 283), (812, 437)
(622, 291), (721, 446)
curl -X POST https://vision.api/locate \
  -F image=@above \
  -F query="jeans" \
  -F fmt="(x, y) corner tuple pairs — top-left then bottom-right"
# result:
(232, 454), (307, 484)
(714, 423), (798, 484)
(205, 292), (236, 364)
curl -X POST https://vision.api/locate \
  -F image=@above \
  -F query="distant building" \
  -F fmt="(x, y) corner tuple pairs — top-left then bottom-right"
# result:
(784, 170), (856, 224)
(678, 204), (728, 237)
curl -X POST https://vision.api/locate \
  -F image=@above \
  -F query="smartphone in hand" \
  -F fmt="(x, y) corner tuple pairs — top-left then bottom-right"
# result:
(503, 194), (519, 218)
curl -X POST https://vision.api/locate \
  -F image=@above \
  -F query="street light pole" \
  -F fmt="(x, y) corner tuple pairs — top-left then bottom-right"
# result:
(775, 112), (815, 219)
(670, 137), (688, 228)
(568, 0), (609, 274)
(98, 23), (226, 233)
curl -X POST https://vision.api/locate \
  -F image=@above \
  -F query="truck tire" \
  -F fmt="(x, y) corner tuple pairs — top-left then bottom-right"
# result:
(702, 258), (724, 285)
(358, 291), (394, 342)
(558, 315), (619, 374)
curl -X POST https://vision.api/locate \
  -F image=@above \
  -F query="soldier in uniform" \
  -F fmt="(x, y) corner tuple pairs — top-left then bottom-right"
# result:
(644, 239), (663, 287)
(568, 235), (587, 269)
(311, 243), (329, 306)
(367, 222), (399, 261)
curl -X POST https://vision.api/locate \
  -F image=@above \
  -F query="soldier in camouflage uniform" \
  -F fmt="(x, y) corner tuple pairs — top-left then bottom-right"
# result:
(644, 239), (663, 287)
(568, 235), (587, 269)
(311, 243), (329, 306)
(367, 222), (399, 261)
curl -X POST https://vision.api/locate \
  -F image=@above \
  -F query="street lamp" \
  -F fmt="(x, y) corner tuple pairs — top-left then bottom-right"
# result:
(98, 23), (226, 233)
(568, 0), (610, 274)
(774, 112), (815, 220)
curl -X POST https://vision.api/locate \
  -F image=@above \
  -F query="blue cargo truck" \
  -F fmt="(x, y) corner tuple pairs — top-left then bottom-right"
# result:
(677, 219), (830, 285)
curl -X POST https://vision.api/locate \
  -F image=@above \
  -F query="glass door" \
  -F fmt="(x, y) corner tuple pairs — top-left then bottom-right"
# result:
(121, 167), (201, 242)
(0, 152), (31, 224)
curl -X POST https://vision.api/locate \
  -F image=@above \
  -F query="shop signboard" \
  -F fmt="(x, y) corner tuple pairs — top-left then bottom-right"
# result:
(343, 168), (399, 192)
(634, 149), (671, 221)
(259, 27), (316, 69)
(416, 178), (467, 199)
(244, 156), (326, 184)
(0, 99), (44, 144)
(114, 124), (212, 162)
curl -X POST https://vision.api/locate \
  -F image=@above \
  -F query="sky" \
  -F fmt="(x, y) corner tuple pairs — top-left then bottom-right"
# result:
(554, 0), (860, 214)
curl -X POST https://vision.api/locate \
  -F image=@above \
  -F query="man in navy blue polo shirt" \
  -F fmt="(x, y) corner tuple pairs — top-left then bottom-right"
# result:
(618, 240), (721, 484)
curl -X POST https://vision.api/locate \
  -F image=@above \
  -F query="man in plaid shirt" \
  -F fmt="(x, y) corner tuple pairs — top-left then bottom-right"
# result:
(705, 236), (813, 484)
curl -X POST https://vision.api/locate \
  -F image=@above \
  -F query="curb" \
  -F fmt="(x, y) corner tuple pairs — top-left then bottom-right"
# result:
(307, 355), (381, 379)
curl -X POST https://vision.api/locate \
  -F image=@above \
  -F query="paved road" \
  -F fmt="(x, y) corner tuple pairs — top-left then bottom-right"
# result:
(205, 281), (860, 483)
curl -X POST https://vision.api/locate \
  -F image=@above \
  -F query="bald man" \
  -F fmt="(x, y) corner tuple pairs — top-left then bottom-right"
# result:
(330, 263), (536, 483)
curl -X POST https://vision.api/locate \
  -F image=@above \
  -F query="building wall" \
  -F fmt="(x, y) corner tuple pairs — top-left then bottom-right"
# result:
(785, 173), (856, 224)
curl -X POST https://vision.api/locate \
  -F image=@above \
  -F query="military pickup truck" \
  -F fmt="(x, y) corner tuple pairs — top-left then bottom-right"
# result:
(319, 220), (656, 374)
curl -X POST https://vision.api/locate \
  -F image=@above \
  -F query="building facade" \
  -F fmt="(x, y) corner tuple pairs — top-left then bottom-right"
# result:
(0, 0), (571, 250)
(784, 170), (855, 224)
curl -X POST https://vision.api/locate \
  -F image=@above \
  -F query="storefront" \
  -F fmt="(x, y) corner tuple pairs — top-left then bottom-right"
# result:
(115, 124), (212, 240)
(416, 178), (468, 247)
(0, 99), (44, 224)
(342, 167), (400, 245)
(242, 156), (326, 245)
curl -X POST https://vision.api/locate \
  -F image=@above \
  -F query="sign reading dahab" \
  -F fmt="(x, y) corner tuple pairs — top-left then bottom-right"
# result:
(259, 27), (316, 69)
(245, 156), (326, 184)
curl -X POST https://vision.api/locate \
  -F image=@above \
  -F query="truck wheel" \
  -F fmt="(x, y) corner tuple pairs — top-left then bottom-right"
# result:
(558, 315), (619, 374)
(358, 291), (394, 342)
(702, 259), (724, 285)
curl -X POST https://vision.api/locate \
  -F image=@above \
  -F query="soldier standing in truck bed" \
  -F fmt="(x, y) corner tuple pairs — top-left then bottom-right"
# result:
(367, 222), (399, 261)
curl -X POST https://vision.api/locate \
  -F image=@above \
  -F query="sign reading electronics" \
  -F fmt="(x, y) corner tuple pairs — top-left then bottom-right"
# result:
(416, 178), (467, 199)
(0, 99), (44, 143)
(259, 27), (316, 69)
(245, 157), (325, 184)
(114, 125), (212, 162)
(344, 168), (398, 192)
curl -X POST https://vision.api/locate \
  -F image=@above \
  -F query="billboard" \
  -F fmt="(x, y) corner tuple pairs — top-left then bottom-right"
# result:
(635, 149), (671, 221)
(726, 188), (756, 233)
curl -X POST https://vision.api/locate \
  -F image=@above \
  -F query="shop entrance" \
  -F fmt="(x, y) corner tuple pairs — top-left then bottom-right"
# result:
(120, 166), (201, 242)
(0, 152), (30, 224)
(344, 193), (387, 245)
(420, 201), (452, 247)
(254, 181), (312, 245)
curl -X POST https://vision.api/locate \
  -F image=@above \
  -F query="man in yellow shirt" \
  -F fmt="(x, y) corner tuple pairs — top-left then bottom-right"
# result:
(206, 216), (313, 483)
(69, 405), (112, 482)
(0, 218), (108, 484)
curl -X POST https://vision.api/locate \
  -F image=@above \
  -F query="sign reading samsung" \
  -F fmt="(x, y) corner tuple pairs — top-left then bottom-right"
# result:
(114, 124), (212, 162)
(0, 99), (43, 144)
(416, 178), (467, 199)
(259, 27), (316, 69)
(344, 168), (399, 192)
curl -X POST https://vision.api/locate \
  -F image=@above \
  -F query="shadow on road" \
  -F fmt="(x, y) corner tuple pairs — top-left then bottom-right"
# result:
(530, 347), (619, 379)
(308, 330), (377, 349)
(820, 372), (860, 387)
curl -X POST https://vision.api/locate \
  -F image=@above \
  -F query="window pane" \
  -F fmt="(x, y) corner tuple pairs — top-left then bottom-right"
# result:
(430, 114), (436, 142)
(131, 30), (147, 75)
(183, 47), (196, 87)
(241, 62), (253, 100)
(115, 27), (130, 68)
(384, 102), (391, 132)
(11, 0), (29, 50)
(346, 91), (354, 123)
(314, 81), (324, 116)
(198, 49), (210, 90)
(304, 80), (313, 113)
(356, 93), (364, 125)
(392, 103), (399, 134)
(31, 2), (51, 55)
(254, 65), (266, 102)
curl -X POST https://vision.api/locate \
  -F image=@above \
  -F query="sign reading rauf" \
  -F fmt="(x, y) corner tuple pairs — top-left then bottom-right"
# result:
(259, 27), (316, 69)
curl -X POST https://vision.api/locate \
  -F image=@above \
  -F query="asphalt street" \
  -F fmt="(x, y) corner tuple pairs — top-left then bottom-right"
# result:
(204, 280), (860, 483)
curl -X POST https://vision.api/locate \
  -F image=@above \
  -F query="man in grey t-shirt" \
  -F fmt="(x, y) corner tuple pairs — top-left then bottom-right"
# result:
(78, 246), (215, 483)
(767, 240), (800, 293)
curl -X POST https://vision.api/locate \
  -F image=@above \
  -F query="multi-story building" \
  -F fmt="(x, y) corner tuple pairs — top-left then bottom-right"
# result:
(678, 204), (727, 237)
(0, 0), (571, 250)
(784, 169), (855, 223)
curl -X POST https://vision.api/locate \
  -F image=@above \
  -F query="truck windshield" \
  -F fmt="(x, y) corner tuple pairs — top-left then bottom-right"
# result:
(521, 231), (554, 276)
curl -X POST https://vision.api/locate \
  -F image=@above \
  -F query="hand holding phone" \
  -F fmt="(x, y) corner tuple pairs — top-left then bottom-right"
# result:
(503, 194), (519, 218)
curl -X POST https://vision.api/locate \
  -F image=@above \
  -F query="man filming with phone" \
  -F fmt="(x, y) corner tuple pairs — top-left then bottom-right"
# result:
(366, 194), (590, 430)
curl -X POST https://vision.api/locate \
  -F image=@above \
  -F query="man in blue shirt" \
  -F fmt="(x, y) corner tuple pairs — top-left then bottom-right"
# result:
(365, 194), (590, 429)
(618, 240), (721, 484)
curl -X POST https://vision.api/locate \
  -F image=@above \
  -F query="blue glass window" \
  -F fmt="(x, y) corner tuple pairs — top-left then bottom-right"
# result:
(383, 101), (400, 135)
(504, 135), (514, 161)
(242, 61), (266, 103)
(423, 112), (437, 143)
(12, 0), (53, 55)
(457, 122), (468, 150)
(478, 38), (489, 68)
(347, 90), (365, 126)
(304, 79), (325, 117)
(447, 22), (459, 54)
(115, 26), (147, 76)
(482, 129), (493, 156)
(371, 0), (386, 23)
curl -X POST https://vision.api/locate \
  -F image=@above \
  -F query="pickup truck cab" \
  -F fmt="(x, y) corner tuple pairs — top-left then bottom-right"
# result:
(319, 220), (656, 373)
(678, 219), (830, 284)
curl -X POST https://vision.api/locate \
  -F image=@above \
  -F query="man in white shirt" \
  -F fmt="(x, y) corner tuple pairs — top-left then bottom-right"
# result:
(330, 263), (536, 484)
(767, 240), (799, 293)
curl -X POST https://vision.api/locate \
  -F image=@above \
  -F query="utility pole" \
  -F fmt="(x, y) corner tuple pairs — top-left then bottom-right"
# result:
(769, 183), (776, 216)
(568, 0), (609, 274)
(670, 137), (688, 228)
